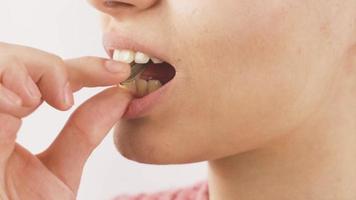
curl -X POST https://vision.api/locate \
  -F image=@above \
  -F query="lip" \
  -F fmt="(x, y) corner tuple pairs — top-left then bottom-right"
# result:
(103, 31), (175, 119)
(102, 31), (169, 62)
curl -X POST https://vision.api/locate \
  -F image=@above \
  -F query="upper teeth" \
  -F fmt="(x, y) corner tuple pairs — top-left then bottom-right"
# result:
(113, 49), (163, 64)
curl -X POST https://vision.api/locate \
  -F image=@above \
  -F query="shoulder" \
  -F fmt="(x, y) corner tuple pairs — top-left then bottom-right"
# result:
(113, 181), (209, 200)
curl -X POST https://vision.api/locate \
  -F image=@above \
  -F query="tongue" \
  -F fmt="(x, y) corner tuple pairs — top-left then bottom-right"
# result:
(140, 63), (176, 84)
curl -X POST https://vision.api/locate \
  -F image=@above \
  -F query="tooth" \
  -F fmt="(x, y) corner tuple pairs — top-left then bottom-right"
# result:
(120, 80), (137, 94)
(147, 80), (162, 93)
(113, 49), (121, 61)
(135, 52), (150, 64)
(113, 49), (135, 64)
(151, 57), (164, 64)
(136, 78), (148, 97)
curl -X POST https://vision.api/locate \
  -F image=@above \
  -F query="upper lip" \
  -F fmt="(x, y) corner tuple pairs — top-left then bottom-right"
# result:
(102, 31), (169, 63)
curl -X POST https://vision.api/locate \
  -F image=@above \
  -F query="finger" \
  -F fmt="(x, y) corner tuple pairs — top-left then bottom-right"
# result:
(0, 113), (21, 164)
(65, 56), (130, 92)
(0, 83), (42, 118)
(1, 42), (130, 110)
(30, 57), (73, 111)
(0, 84), (22, 110)
(1, 60), (41, 107)
(37, 87), (132, 194)
(0, 84), (27, 118)
(0, 43), (73, 111)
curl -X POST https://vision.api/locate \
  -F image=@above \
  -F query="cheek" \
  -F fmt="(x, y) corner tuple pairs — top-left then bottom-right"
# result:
(171, 2), (333, 154)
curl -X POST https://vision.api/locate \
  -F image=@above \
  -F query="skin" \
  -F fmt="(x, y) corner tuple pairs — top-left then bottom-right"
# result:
(0, 42), (132, 199)
(0, 0), (355, 199)
(92, 0), (356, 199)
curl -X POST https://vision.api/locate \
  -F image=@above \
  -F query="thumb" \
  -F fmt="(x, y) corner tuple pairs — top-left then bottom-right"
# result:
(37, 87), (132, 194)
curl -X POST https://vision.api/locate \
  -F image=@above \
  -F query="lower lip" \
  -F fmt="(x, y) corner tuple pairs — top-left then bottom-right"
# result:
(122, 79), (174, 119)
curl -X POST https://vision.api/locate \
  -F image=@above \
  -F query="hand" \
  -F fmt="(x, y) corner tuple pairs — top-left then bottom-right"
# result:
(0, 42), (132, 199)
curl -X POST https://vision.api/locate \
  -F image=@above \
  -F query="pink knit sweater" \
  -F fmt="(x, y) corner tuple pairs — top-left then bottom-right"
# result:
(113, 181), (209, 200)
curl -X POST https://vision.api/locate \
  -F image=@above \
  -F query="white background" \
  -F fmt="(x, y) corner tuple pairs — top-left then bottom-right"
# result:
(0, 1), (207, 199)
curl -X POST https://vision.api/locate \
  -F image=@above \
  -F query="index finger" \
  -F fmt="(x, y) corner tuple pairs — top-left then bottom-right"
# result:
(2, 42), (131, 93)
(1, 42), (130, 110)
(65, 56), (131, 92)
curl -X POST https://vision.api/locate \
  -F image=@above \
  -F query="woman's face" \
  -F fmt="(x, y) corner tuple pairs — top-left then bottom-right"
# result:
(91, 0), (354, 164)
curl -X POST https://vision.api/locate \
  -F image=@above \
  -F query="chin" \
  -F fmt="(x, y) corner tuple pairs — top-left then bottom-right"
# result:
(112, 119), (213, 165)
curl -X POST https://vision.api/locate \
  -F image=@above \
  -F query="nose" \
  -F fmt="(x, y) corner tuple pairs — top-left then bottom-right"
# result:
(88, 0), (157, 15)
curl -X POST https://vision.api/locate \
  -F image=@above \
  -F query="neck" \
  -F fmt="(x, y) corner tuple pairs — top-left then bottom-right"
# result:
(208, 70), (356, 200)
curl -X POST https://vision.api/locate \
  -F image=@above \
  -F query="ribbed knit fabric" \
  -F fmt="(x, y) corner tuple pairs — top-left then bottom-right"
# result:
(113, 181), (209, 200)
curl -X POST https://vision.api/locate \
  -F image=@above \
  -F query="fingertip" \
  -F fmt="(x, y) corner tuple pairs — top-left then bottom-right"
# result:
(51, 82), (75, 111)
(104, 60), (131, 75)
(63, 82), (74, 110)
(115, 86), (134, 100)
(104, 60), (132, 83)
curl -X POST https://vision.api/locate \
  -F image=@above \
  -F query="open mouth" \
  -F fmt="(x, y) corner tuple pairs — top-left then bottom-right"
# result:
(111, 49), (176, 97)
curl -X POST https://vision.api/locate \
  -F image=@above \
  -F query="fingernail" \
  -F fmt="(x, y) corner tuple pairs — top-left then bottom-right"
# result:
(64, 82), (74, 107)
(105, 60), (129, 73)
(1, 86), (22, 106)
(26, 76), (41, 99)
